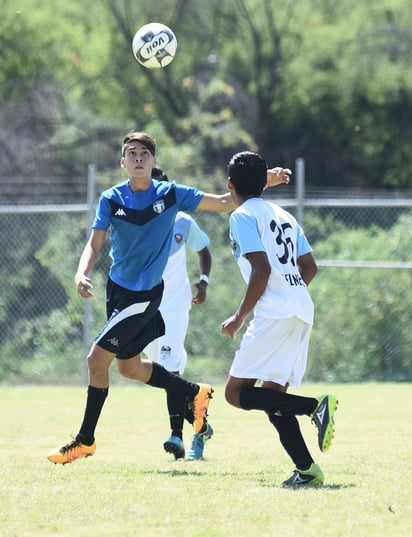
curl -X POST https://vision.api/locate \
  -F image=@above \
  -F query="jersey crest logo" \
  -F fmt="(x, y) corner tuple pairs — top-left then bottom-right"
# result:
(174, 233), (183, 243)
(153, 200), (165, 214)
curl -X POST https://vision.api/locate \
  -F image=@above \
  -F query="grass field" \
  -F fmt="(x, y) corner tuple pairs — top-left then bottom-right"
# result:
(1, 383), (411, 537)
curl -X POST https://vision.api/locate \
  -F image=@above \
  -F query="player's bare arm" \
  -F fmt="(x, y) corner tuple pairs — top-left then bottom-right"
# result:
(222, 251), (271, 339)
(75, 228), (107, 297)
(198, 167), (292, 213)
(265, 167), (292, 189)
(192, 246), (212, 305)
(297, 252), (318, 286)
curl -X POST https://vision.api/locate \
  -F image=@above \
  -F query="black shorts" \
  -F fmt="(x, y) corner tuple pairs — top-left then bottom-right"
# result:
(95, 279), (165, 359)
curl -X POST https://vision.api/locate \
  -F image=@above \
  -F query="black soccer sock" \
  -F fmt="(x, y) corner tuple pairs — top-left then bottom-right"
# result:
(184, 404), (194, 425)
(238, 387), (317, 416)
(146, 362), (199, 400)
(268, 413), (314, 470)
(166, 390), (186, 438)
(76, 386), (109, 445)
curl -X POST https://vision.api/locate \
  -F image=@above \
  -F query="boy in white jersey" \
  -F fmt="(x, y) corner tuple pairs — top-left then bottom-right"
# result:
(144, 168), (214, 460)
(221, 151), (338, 486)
(47, 133), (291, 465)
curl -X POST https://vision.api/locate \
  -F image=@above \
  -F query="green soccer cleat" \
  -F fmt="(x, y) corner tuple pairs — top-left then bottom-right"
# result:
(282, 463), (325, 487)
(311, 394), (338, 452)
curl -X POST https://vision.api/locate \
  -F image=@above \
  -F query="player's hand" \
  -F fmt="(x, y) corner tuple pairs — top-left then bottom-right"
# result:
(221, 315), (244, 339)
(265, 167), (291, 189)
(75, 276), (94, 298)
(192, 281), (207, 304)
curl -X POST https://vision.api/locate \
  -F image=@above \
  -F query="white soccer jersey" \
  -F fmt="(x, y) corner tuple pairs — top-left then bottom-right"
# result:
(143, 212), (210, 372)
(229, 198), (314, 324)
(161, 212), (210, 308)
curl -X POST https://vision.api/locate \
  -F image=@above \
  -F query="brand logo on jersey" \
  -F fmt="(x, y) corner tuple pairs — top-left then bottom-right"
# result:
(153, 200), (165, 214)
(107, 337), (119, 347)
(174, 233), (183, 243)
(114, 208), (127, 217)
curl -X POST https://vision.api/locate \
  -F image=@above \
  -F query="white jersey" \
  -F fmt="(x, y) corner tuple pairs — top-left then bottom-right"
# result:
(161, 211), (210, 309)
(143, 212), (209, 373)
(229, 198), (314, 324)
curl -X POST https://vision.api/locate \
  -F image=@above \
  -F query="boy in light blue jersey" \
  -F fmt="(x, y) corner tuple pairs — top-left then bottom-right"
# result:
(222, 151), (338, 486)
(47, 133), (291, 465)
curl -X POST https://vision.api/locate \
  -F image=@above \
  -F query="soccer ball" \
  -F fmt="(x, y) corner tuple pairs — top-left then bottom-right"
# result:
(132, 23), (177, 69)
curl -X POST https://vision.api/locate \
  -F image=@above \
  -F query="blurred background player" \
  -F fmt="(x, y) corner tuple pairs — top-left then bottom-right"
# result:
(144, 168), (213, 460)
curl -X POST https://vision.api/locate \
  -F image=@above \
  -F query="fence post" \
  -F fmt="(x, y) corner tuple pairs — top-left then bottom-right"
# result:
(295, 158), (305, 225)
(83, 164), (96, 384)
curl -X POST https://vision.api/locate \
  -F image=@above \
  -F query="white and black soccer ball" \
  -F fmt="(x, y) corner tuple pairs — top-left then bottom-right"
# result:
(132, 22), (177, 69)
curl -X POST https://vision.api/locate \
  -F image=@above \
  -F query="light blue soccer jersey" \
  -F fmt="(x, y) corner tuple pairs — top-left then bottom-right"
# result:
(229, 198), (314, 323)
(93, 179), (204, 291)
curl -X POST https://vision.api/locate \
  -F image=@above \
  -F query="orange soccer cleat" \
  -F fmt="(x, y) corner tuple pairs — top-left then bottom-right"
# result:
(47, 438), (96, 465)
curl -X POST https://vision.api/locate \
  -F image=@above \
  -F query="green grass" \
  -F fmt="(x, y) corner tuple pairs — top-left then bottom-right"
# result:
(1, 383), (411, 537)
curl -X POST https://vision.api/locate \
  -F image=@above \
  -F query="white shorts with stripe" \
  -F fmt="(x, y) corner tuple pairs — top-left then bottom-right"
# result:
(229, 316), (312, 388)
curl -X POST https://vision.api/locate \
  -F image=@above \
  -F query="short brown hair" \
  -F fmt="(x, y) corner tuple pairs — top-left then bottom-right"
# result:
(122, 131), (156, 157)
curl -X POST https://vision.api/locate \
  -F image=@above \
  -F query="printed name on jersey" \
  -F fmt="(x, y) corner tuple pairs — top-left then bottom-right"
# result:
(283, 273), (306, 287)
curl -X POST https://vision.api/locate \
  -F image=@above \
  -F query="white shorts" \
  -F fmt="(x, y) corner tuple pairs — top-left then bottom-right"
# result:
(229, 316), (312, 388)
(143, 306), (189, 374)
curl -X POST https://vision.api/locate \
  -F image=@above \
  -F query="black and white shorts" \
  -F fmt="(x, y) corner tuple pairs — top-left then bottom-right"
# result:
(95, 278), (165, 359)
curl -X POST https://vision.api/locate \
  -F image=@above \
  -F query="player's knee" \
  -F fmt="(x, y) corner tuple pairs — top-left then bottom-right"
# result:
(87, 353), (101, 376)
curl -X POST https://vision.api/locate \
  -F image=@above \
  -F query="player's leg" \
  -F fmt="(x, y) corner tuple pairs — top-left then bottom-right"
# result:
(47, 343), (115, 464)
(262, 381), (323, 486)
(143, 335), (186, 459)
(159, 307), (188, 457)
(118, 355), (212, 435)
(226, 317), (337, 451)
(263, 380), (313, 468)
(225, 374), (317, 414)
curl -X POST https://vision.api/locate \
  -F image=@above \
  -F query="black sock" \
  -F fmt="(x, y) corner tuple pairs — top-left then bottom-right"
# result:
(166, 390), (186, 438)
(184, 405), (194, 425)
(268, 413), (314, 470)
(146, 362), (199, 400)
(239, 387), (317, 416)
(76, 386), (108, 445)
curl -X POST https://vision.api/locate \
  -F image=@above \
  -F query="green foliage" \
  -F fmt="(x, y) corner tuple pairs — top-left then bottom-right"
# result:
(2, 0), (412, 382)
(2, 209), (411, 383)
(307, 213), (412, 381)
(3, 0), (412, 187)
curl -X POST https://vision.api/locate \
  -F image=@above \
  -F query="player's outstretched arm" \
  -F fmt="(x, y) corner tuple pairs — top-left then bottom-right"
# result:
(265, 167), (291, 189)
(197, 167), (291, 213)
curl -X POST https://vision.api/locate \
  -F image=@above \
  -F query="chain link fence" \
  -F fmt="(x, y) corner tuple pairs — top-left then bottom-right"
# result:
(1, 171), (411, 384)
